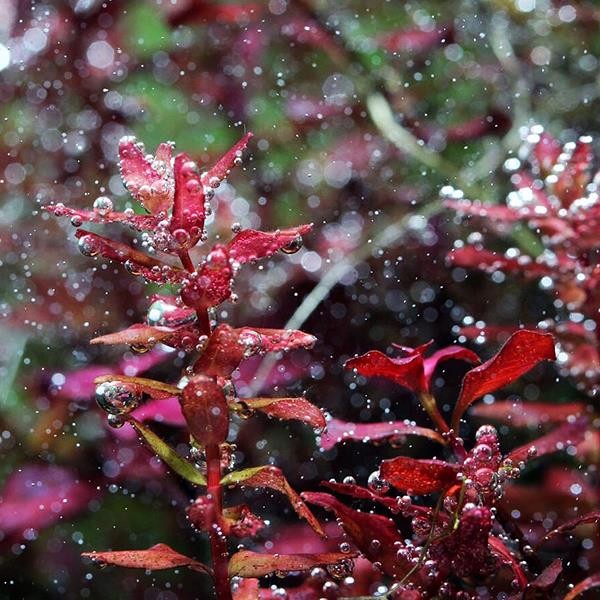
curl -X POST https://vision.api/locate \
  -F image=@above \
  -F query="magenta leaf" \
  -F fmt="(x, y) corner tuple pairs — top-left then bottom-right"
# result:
(319, 417), (444, 451)
(181, 375), (229, 445)
(227, 225), (312, 264)
(451, 330), (556, 429)
(201, 132), (253, 188)
(471, 400), (585, 427)
(0, 464), (98, 538)
(83, 543), (210, 574)
(380, 456), (459, 494)
(228, 549), (356, 578)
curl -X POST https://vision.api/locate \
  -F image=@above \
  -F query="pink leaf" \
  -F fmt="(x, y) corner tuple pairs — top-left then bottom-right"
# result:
(42, 203), (159, 229)
(507, 417), (588, 464)
(83, 543), (210, 574)
(118, 137), (174, 214)
(181, 375), (229, 445)
(227, 225), (312, 264)
(319, 417), (443, 451)
(0, 464), (98, 538)
(180, 245), (233, 310)
(228, 549), (356, 578)
(380, 456), (459, 494)
(471, 400), (585, 427)
(201, 132), (253, 188)
(451, 330), (556, 429)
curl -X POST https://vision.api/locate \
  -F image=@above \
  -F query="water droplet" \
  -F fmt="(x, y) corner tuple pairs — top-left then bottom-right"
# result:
(95, 381), (140, 415)
(367, 470), (390, 495)
(70, 215), (83, 227)
(93, 196), (113, 216)
(78, 235), (99, 257)
(280, 235), (303, 254)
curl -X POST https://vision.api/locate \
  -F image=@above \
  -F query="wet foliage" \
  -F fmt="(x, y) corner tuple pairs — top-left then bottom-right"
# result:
(0, 0), (599, 599)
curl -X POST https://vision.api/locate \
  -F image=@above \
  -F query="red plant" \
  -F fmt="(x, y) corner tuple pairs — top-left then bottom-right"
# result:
(304, 329), (596, 598)
(42, 134), (359, 599)
(446, 127), (599, 397)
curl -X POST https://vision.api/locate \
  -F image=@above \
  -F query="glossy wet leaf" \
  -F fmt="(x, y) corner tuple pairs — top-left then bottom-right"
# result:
(380, 456), (459, 494)
(94, 375), (180, 400)
(129, 419), (206, 485)
(227, 225), (312, 264)
(237, 396), (325, 430)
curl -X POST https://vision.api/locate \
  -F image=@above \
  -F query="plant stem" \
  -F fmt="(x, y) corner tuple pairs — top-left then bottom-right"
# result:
(206, 443), (231, 600)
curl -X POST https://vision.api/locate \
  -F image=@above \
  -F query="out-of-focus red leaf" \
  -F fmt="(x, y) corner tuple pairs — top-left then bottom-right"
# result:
(181, 245), (233, 310)
(170, 153), (205, 248)
(221, 466), (324, 536)
(319, 417), (443, 451)
(451, 330), (556, 429)
(113, 398), (185, 442)
(83, 543), (210, 574)
(448, 246), (555, 279)
(201, 132), (253, 188)
(181, 375), (229, 445)
(302, 491), (411, 580)
(532, 132), (561, 175)
(524, 559), (562, 598)
(194, 325), (316, 378)
(232, 578), (259, 600)
(228, 549), (356, 578)
(167, 2), (262, 27)
(227, 225), (312, 264)
(0, 464), (98, 538)
(539, 510), (600, 546)
(378, 26), (452, 53)
(563, 573), (600, 600)
(507, 417), (588, 464)
(554, 137), (593, 208)
(488, 536), (528, 591)
(345, 350), (426, 393)
(380, 456), (459, 494)
(471, 400), (585, 427)
(118, 137), (174, 214)
(238, 396), (325, 430)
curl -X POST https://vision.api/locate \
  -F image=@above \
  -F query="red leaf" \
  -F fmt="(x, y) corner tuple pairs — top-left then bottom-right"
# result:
(74, 230), (183, 283)
(423, 345), (480, 381)
(238, 397), (325, 430)
(227, 225), (312, 264)
(170, 153), (205, 248)
(118, 137), (174, 214)
(228, 549), (356, 578)
(91, 323), (194, 350)
(83, 543), (210, 574)
(94, 375), (179, 401)
(524, 559), (562, 598)
(488, 535), (528, 590)
(378, 26), (452, 53)
(42, 203), (159, 229)
(319, 417), (443, 451)
(0, 464), (98, 538)
(321, 481), (412, 515)
(507, 417), (588, 464)
(471, 400), (585, 427)
(563, 573), (600, 600)
(194, 325), (316, 378)
(222, 466), (324, 537)
(232, 578), (259, 600)
(380, 456), (459, 494)
(345, 350), (426, 393)
(181, 245), (233, 310)
(201, 132), (253, 188)
(451, 330), (556, 429)
(181, 375), (229, 445)
(223, 504), (267, 538)
(532, 132), (561, 174)
(539, 510), (600, 546)
(302, 491), (411, 579)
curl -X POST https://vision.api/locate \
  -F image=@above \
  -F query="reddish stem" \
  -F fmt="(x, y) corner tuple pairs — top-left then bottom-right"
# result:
(206, 443), (231, 600)
(178, 248), (211, 335)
